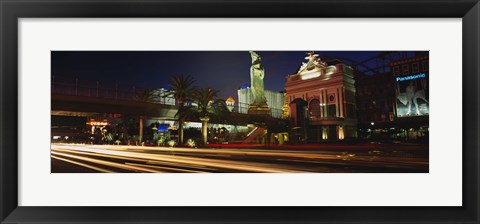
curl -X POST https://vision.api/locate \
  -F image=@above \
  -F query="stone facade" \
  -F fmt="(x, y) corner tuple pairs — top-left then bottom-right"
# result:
(285, 52), (357, 142)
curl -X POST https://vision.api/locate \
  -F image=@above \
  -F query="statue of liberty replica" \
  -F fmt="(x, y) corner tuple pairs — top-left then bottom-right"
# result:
(248, 51), (271, 116)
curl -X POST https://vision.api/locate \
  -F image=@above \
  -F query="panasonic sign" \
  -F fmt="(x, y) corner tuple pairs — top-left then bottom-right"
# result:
(396, 73), (426, 82)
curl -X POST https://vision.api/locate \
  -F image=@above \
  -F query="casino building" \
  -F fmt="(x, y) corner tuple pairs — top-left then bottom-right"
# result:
(285, 52), (357, 142)
(237, 85), (285, 118)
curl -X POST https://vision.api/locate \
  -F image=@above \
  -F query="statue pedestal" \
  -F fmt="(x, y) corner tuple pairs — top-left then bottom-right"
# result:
(248, 103), (271, 116)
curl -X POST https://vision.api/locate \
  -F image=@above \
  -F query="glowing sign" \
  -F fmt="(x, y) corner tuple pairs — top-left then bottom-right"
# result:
(184, 122), (202, 129)
(396, 73), (426, 82)
(395, 73), (429, 117)
(157, 124), (170, 132)
(87, 120), (109, 126)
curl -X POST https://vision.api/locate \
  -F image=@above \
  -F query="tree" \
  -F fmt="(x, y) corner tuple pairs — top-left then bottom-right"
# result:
(133, 88), (159, 144)
(168, 75), (196, 145)
(192, 88), (219, 146)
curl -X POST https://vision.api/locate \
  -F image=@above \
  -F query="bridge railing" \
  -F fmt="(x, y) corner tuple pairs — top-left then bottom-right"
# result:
(53, 82), (135, 99)
(51, 80), (175, 105)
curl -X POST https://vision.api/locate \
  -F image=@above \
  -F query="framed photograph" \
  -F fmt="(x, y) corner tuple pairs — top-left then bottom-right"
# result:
(1, 0), (479, 223)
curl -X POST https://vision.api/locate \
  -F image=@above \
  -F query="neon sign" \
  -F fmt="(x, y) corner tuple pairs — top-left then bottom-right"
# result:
(87, 120), (109, 126)
(396, 73), (426, 82)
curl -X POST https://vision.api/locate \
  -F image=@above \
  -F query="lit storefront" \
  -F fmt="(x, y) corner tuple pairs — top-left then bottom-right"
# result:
(86, 119), (109, 134)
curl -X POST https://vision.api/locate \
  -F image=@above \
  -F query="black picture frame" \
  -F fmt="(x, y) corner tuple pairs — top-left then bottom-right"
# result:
(1, 0), (479, 223)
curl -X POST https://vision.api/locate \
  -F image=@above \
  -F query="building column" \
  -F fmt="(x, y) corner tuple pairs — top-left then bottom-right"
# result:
(320, 89), (324, 117)
(338, 87), (344, 117)
(342, 87), (347, 118)
(323, 90), (327, 117)
(200, 116), (210, 146)
(336, 88), (340, 117)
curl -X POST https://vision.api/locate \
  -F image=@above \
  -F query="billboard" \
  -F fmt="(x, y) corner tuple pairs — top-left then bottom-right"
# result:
(392, 54), (429, 117)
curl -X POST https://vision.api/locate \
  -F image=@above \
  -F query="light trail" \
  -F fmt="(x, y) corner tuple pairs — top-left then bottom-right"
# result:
(145, 160), (219, 171)
(51, 144), (429, 173)
(53, 144), (427, 166)
(52, 148), (152, 163)
(51, 151), (163, 173)
(52, 148), (219, 172)
(124, 163), (204, 173)
(52, 145), (302, 173)
(51, 155), (115, 173)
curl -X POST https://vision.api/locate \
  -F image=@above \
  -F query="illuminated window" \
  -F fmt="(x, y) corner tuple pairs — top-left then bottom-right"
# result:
(402, 64), (409, 75)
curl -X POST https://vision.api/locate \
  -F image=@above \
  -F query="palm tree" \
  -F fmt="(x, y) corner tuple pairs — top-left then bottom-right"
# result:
(168, 75), (196, 145)
(192, 88), (219, 146)
(134, 88), (159, 145)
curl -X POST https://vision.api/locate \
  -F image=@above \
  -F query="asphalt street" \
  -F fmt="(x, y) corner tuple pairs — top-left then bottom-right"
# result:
(51, 143), (429, 173)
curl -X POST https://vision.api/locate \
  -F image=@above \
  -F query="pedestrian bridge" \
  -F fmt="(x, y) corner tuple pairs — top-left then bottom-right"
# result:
(51, 81), (288, 126)
(52, 93), (178, 119)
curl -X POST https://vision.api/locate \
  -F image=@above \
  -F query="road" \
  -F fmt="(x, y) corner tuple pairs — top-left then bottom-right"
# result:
(51, 143), (429, 173)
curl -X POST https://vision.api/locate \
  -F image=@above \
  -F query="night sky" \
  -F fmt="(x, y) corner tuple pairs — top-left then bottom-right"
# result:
(51, 51), (400, 100)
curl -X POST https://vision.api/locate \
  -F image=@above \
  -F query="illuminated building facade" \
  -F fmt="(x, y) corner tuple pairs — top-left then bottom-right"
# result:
(285, 52), (357, 142)
(390, 53), (429, 118)
(389, 53), (429, 141)
(354, 52), (429, 142)
(237, 86), (284, 118)
(225, 96), (235, 112)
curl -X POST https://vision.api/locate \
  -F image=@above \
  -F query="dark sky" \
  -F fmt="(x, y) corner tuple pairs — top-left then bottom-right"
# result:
(51, 51), (408, 100)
